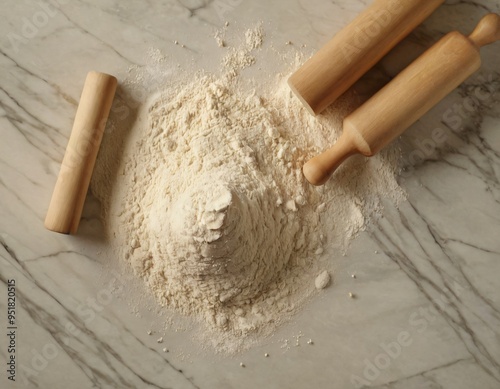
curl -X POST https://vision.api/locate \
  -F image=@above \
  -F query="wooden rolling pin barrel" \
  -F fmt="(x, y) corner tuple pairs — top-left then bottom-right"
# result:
(292, 13), (500, 186)
(288, 0), (445, 116)
(45, 72), (117, 234)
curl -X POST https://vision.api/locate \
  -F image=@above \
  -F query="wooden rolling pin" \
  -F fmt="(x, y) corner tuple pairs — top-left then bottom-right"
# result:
(45, 71), (117, 234)
(288, 0), (445, 116)
(303, 14), (500, 186)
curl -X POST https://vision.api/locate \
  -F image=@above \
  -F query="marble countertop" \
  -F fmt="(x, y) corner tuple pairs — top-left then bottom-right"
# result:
(1, 0), (500, 388)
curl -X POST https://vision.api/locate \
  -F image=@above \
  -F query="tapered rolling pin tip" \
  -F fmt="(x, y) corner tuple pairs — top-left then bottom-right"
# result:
(303, 133), (358, 186)
(469, 13), (500, 48)
(303, 159), (329, 187)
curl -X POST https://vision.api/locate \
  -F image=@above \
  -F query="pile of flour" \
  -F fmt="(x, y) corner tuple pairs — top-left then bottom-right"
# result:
(92, 26), (405, 352)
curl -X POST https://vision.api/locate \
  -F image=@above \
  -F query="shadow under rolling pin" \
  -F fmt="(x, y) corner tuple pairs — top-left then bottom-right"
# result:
(303, 14), (500, 186)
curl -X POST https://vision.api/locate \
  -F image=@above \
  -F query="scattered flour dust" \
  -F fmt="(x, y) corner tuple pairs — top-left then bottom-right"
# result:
(92, 25), (405, 353)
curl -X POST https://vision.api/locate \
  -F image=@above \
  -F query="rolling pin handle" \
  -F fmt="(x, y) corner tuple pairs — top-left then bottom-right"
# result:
(303, 132), (358, 186)
(469, 13), (500, 48)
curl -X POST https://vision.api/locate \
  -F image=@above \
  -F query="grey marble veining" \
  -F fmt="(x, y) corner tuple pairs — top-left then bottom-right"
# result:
(1, 1), (499, 388)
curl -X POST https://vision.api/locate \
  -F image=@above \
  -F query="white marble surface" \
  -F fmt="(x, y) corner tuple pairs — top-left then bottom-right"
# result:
(1, 0), (500, 388)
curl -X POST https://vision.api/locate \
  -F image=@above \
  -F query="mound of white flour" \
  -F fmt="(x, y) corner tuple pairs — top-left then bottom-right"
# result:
(123, 73), (326, 341)
(92, 26), (405, 352)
